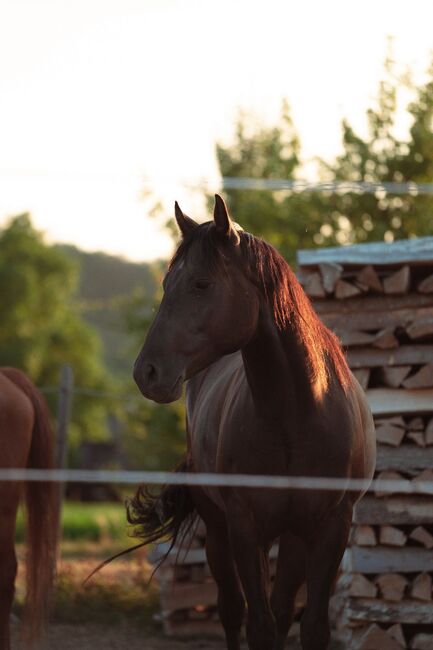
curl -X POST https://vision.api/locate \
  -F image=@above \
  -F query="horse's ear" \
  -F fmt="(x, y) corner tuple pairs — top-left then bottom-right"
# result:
(213, 194), (240, 245)
(174, 201), (198, 238)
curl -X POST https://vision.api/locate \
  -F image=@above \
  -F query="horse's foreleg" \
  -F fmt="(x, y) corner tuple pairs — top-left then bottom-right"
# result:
(228, 503), (275, 650)
(300, 500), (353, 650)
(270, 532), (306, 650)
(205, 525), (245, 650)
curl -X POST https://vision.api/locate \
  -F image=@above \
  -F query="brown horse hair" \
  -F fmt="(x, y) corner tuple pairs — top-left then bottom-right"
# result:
(1, 368), (58, 643)
(169, 223), (351, 397)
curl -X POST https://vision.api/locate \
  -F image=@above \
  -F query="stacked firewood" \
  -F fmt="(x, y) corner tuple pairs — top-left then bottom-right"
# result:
(150, 527), (305, 637)
(298, 237), (433, 649)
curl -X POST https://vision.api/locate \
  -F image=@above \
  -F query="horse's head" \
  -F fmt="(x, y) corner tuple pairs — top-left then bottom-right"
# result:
(133, 195), (260, 403)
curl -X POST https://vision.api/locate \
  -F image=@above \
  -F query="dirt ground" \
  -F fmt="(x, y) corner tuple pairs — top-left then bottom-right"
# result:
(11, 623), (231, 650)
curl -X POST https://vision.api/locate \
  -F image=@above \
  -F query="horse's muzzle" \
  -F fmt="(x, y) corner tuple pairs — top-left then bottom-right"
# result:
(133, 357), (184, 403)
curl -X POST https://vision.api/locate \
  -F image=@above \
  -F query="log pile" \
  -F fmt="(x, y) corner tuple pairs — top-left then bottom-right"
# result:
(297, 237), (433, 649)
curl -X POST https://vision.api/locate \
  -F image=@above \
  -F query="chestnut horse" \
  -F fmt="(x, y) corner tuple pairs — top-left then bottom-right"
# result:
(0, 368), (57, 650)
(130, 196), (376, 650)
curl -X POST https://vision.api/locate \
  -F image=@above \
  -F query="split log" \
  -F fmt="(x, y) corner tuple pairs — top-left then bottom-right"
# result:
(376, 573), (407, 602)
(409, 526), (433, 549)
(402, 364), (433, 389)
(347, 598), (433, 624)
(406, 319), (433, 340)
(335, 279), (362, 300)
(160, 581), (217, 611)
(379, 366), (411, 388)
(387, 624), (406, 647)
(383, 266), (411, 295)
(353, 525), (377, 546)
(414, 468), (433, 482)
(407, 416), (424, 431)
(425, 417), (433, 445)
(372, 329), (399, 350)
(411, 633), (433, 649)
(354, 496), (433, 525)
(375, 415), (406, 428)
(376, 425), (406, 447)
(407, 432), (426, 447)
(353, 368), (370, 390)
(379, 526), (407, 547)
(356, 265), (384, 293)
(349, 574), (378, 598)
(410, 572), (432, 602)
(319, 262), (343, 294)
(303, 272), (326, 298)
(352, 623), (404, 650)
(417, 272), (433, 294)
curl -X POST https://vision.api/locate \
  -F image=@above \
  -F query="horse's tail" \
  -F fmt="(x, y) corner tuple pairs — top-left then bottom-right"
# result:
(2, 368), (58, 642)
(126, 458), (197, 564)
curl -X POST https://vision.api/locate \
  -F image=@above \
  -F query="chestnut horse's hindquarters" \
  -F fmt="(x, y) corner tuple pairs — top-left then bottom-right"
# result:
(1, 369), (59, 643)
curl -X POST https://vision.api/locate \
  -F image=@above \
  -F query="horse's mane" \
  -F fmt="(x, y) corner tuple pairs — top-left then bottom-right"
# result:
(169, 223), (351, 395)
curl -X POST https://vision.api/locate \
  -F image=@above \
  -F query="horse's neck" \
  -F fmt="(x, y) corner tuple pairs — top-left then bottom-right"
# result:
(241, 307), (316, 421)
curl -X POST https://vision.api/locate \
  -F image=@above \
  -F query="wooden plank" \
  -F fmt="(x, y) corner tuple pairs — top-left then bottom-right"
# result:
(376, 446), (433, 473)
(354, 496), (433, 525)
(347, 547), (433, 574)
(337, 331), (376, 347)
(348, 346), (433, 370)
(315, 293), (433, 317)
(297, 236), (433, 268)
(346, 599), (433, 624)
(366, 388), (433, 415)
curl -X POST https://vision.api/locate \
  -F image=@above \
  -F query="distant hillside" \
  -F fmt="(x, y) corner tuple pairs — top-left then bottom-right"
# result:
(59, 245), (162, 378)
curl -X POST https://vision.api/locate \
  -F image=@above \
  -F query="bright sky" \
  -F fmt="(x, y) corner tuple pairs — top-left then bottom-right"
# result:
(0, 0), (432, 261)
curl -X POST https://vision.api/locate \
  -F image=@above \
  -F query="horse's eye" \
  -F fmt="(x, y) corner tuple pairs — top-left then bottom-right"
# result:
(194, 279), (212, 290)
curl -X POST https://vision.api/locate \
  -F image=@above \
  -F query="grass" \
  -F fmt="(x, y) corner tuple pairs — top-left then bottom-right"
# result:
(16, 500), (129, 543)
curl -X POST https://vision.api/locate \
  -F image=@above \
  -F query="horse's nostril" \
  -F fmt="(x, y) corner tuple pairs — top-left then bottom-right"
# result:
(147, 363), (157, 383)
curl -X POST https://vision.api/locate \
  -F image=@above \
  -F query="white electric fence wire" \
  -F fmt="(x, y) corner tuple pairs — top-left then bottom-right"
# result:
(0, 468), (432, 495)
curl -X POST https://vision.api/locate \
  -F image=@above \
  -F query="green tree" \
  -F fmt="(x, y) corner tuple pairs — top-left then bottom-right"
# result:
(214, 102), (328, 262)
(326, 57), (433, 244)
(0, 214), (111, 453)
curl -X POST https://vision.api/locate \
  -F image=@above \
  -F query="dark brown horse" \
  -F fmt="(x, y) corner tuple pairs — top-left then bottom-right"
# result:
(130, 196), (376, 650)
(0, 368), (58, 650)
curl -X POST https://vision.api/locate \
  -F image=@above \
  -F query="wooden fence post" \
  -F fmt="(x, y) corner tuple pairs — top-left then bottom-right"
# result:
(55, 364), (74, 539)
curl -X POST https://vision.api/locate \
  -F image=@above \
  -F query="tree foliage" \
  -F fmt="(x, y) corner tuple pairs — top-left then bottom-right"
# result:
(215, 59), (433, 259)
(0, 214), (110, 451)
